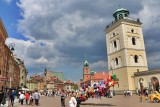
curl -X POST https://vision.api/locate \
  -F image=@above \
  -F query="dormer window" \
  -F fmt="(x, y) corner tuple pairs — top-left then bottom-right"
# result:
(113, 32), (115, 36)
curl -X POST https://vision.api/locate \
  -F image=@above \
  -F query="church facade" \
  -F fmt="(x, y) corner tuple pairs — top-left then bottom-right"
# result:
(105, 8), (160, 93)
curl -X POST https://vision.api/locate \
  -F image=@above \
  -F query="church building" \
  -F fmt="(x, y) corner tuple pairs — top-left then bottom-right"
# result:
(80, 7), (160, 93)
(80, 58), (109, 87)
(105, 7), (160, 93)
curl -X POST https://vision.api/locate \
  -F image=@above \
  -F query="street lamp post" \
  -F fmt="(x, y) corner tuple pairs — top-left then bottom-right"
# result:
(8, 43), (15, 89)
(44, 68), (47, 91)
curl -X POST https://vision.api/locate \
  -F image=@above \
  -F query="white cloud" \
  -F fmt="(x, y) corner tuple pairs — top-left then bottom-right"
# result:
(13, 0), (160, 81)
(5, 38), (33, 59)
(17, 0), (106, 47)
(90, 60), (107, 71)
(135, 0), (160, 31)
(36, 57), (48, 63)
(5, 38), (39, 70)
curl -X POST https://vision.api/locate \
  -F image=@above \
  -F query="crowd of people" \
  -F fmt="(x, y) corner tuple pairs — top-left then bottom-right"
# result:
(7, 89), (79, 107)
(9, 89), (41, 106)
(139, 87), (150, 102)
(1, 87), (156, 107)
(123, 87), (151, 102)
(123, 90), (132, 97)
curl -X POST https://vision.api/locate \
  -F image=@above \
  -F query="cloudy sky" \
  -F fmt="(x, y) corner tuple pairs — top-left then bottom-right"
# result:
(0, 0), (160, 81)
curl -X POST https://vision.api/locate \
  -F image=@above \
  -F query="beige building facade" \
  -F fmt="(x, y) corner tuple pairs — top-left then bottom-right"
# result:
(134, 69), (160, 92)
(105, 8), (149, 92)
(16, 58), (27, 87)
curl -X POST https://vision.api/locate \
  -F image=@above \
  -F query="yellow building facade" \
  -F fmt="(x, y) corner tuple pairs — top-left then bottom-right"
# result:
(105, 8), (148, 92)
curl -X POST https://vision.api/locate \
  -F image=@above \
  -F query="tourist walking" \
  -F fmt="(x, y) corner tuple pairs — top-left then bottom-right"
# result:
(25, 91), (30, 105)
(18, 91), (21, 103)
(0, 90), (5, 105)
(123, 90), (127, 97)
(19, 92), (25, 105)
(69, 93), (77, 107)
(145, 89), (149, 99)
(33, 90), (40, 106)
(52, 90), (55, 97)
(61, 90), (66, 107)
(29, 92), (34, 105)
(10, 90), (16, 107)
(139, 93), (143, 102)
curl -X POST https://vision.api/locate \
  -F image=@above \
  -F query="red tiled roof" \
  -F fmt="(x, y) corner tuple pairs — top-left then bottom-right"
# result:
(92, 72), (109, 80)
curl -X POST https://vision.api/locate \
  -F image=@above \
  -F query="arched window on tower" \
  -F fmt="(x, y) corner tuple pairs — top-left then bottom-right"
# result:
(115, 58), (118, 65)
(134, 55), (138, 63)
(119, 14), (123, 19)
(132, 37), (136, 45)
(114, 40), (117, 48)
(125, 14), (128, 17)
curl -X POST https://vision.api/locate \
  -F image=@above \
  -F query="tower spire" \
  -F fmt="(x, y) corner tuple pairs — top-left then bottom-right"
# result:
(84, 53), (89, 67)
(119, 5), (121, 8)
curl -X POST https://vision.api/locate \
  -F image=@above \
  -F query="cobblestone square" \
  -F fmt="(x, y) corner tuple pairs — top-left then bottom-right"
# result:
(15, 95), (160, 107)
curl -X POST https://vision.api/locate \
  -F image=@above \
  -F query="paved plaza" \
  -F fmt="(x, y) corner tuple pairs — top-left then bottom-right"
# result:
(13, 95), (160, 107)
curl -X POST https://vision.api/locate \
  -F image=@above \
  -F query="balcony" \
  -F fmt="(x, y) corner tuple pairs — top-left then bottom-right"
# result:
(106, 17), (141, 29)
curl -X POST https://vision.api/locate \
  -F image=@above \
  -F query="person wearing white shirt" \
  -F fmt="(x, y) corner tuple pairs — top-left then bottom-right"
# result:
(69, 93), (77, 107)
(33, 90), (40, 106)
(19, 93), (25, 105)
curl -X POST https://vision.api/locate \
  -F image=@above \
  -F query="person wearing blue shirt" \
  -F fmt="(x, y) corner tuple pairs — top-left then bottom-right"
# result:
(10, 90), (16, 107)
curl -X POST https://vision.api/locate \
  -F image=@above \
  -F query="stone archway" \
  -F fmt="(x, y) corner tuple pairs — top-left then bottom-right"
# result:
(151, 77), (159, 92)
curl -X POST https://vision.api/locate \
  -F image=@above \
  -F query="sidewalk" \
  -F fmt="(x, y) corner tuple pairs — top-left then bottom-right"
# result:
(1, 97), (19, 107)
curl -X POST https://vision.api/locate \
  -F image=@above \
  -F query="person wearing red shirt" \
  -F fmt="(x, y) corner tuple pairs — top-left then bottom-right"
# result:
(25, 92), (30, 105)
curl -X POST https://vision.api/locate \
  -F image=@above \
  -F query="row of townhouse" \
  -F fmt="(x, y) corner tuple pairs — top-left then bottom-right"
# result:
(0, 18), (27, 91)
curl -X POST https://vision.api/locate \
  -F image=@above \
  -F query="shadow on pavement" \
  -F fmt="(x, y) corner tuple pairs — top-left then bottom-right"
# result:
(80, 103), (116, 106)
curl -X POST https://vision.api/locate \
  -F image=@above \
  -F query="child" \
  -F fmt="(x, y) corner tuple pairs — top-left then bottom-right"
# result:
(29, 93), (34, 105)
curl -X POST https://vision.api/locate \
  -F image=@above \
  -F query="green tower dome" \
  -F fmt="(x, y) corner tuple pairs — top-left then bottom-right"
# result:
(113, 7), (129, 21)
(84, 58), (89, 67)
(90, 70), (94, 75)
